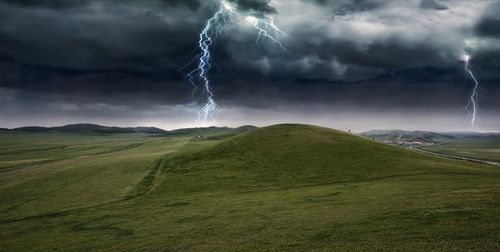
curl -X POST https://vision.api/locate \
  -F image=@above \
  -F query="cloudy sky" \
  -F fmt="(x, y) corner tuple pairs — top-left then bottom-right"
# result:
(0, 0), (499, 131)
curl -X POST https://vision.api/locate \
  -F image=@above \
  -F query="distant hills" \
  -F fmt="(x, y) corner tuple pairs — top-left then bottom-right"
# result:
(162, 124), (492, 194)
(2, 123), (257, 136)
(6, 124), (166, 134)
(362, 129), (500, 144)
(4, 124), (498, 141)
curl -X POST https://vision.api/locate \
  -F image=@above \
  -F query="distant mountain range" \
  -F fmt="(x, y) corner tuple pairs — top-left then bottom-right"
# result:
(1, 123), (257, 136)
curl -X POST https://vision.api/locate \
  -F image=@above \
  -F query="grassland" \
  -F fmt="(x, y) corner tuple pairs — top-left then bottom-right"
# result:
(363, 130), (500, 163)
(0, 125), (499, 251)
(419, 136), (500, 163)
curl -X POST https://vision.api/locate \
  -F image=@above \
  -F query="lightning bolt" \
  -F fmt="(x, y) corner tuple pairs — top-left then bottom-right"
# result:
(181, 1), (234, 122)
(180, 1), (286, 122)
(462, 52), (480, 129)
(246, 16), (287, 50)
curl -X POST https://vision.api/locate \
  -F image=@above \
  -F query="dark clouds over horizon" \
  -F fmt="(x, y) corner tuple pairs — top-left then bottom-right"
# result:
(0, 0), (499, 131)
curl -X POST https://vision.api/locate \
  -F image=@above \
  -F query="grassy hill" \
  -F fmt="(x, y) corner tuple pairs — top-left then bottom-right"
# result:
(157, 124), (489, 195)
(159, 125), (257, 138)
(0, 124), (499, 251)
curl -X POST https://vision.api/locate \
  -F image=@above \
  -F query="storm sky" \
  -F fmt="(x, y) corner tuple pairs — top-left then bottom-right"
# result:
(0, 0), (499, 131)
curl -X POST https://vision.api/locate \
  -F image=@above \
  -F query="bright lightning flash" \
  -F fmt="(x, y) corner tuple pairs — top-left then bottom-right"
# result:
(462, 52), (480, 129)
(246, 16), (287, 50)
(181, 1), (286, 123)
(183, 1), (234, 122)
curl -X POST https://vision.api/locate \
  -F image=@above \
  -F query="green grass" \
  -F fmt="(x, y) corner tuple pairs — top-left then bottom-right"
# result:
(0, 125), (499, 251)
(419, 136), (500, 162)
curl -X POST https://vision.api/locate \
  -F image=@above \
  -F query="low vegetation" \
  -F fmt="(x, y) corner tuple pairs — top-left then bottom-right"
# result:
(0, 124), (498, 251)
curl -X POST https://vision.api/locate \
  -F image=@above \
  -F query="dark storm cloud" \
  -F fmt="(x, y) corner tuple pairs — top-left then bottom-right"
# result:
(0, 0), (275, 73)
(0, 0), (208, 73)
(218, 0), (465, 82)
(0, 0), (499, 130)
(476, 19), (500, 37)
(0, 0), (87, 9)
(304, 0), (386, 15)
(239, 31), (458, 81)
(158, 0), (201, 10)
(475, 1), (500, 38)
(0, 0), (493, 84)
(420, 0), (448, 10)
(228, 0), (276, 14)
(0, 0), (202, 10)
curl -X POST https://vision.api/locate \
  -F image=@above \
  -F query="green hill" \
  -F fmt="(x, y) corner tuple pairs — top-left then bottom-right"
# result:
(0, 124), (499, 251)
(160, 125), (257, 138)
(157, 124), (487, 195)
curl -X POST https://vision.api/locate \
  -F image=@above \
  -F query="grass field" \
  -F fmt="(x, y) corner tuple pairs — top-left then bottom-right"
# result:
(418, 136), (500, 163)
(0, 125), (499, 251)
(363, 130), (500, 163)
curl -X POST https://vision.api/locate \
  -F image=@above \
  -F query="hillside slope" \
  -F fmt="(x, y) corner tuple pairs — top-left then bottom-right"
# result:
(0, 124), (499, 251)
(155, 124), (488, 195)
(159, 125), (257, 137)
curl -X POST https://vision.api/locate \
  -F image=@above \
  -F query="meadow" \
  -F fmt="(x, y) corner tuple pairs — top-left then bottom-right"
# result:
(419, 135), (500, 163)
(0, 125), (499, 251)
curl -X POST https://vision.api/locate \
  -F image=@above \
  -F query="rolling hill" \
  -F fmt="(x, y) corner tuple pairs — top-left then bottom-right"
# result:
(156, 124), (489, 195)
(159, 125), (257, 138)
(0, 124), (498, 251)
